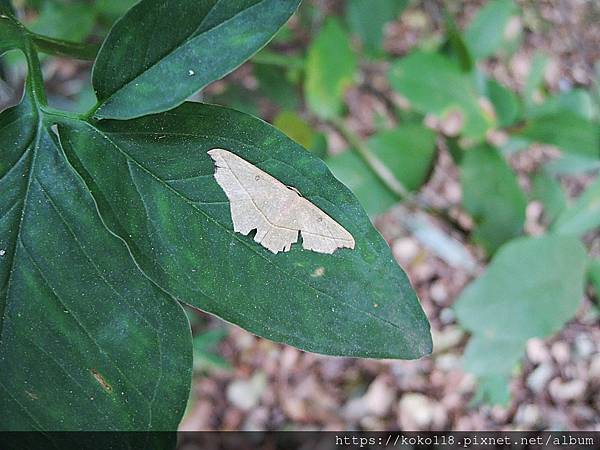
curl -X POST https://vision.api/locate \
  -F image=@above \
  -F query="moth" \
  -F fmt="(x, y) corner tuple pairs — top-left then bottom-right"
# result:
(208, 148), (355, 254)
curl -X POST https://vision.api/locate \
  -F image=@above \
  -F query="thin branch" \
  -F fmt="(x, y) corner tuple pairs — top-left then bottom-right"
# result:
(31, 33), (99, 60)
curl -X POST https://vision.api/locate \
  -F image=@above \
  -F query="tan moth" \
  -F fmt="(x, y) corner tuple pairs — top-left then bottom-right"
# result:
(208, 149), (355, 254)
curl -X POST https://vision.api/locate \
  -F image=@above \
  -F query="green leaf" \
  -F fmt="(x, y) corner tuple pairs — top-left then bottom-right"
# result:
(305, 18), (357, 119)
(92, 0), (300, 119)
(327, 151), (398, 217)
(368, 123), (437, 191)
(28, 2), (96, 43)
(273, 110), (315, 150)
(589, 259), (600, 298)
(524, 52), (547, 108)
(460, 145), (527, 254)
(345, 0), (408, 56)
(486, 78), (520, 127)
(0, 13), (26, 55)
(531, 171), (566, 224)
(528, 89), (597, 121)
(254, 64), (300, 111)
(389, 51), (494, 140)
(464, 0), (518, 59)
(519, 112), (600, 158)
(443, 9), (473, 72)
(455, 235), (588, 404)
(0, 0), (14, 16)
(553, 176), (600, 237)
(58, 102), (432, 359)
(0, 89), (192, 434)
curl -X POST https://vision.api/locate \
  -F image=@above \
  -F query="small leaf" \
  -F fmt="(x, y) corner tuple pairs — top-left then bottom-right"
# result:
(58, 102), (432, 359)
(389, 51), (493, 140)
(345, 0), (408, 56)
(305, 18), (357, 119)
(589, 259), (600, 298)
(524, 52), (548, 107)
(486, 78), (520, 127)
(0, 89), (191, 434)
(28, 2), (96, 42)
(273, 110), (315, 150)
(531, 171), (566, 224)
(460, 145), (527, 254)
(528, 89), (596, 121)
(455, 235), (588, 404)
(519, 112), (600, 158)
(553, 176), (600, 237)
(367, 123), (437, 192)
(327, 151), (397, 217)
(92, 0), (300, 119)
(464, 0), (518, 59)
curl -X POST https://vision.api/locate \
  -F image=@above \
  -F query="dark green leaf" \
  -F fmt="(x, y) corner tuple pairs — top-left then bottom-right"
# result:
(443, 9), (473, 72)
(305, 18), (357, 119)
(389, 51), (494, 140)
(0, 0), (14, 16)
(327, 150), (398, 217)
(58, 102), (432, 359)
(345, 0), (408, 56)
(254, 64), (300, 111)
(0, 13), (26, 55)
(460, 145), (527, 254)
(553, 176), (600, 237)
(455, 235), (588, 404)
(464, 0), (518, 59)
(0, 90), (192, 434)
(92, 0), (300, 119)
(519, 112), (600, 158)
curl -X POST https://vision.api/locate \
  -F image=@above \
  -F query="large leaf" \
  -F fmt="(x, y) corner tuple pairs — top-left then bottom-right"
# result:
(58, 102), (432, 359)
(553, 175), (600, 237)
(0, 89), (191, 436)
(92, 0), (300, 119)
(455, 235), (588, 404)
(389, 51), (493, 140)
(305, 18), (357, 119)
(464, 0), (518, 59)
(460, 145), (527, 254)
(345, 0), (408, 56)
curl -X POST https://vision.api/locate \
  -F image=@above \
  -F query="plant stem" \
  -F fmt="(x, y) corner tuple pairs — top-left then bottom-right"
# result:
(24, 40), (47, 106)
(252, 50), (304, 70)
(330, 117), (414, 200)
(330, 117), (471, 236)
(31, 33), (99, 60)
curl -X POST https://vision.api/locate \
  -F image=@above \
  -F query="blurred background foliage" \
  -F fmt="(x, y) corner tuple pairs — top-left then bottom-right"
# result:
(1, 0), (599, 429)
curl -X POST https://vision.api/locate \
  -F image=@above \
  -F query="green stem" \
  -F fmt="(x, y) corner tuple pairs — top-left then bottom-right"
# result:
(24, 40), (47, 106)
(331, 117), (413, 200)
(330, 117), (471, 236)
(252, 50), (304, 70)
(30, 33), (99, 60)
